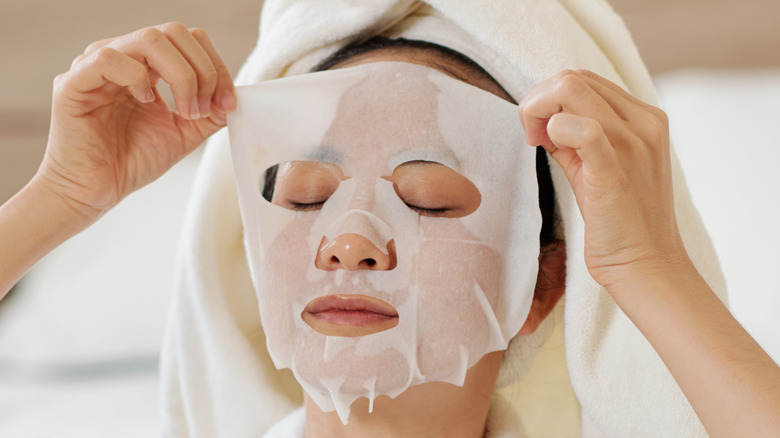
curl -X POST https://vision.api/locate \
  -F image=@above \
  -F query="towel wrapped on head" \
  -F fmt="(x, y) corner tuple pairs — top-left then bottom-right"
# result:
(160, 1), (727, 436)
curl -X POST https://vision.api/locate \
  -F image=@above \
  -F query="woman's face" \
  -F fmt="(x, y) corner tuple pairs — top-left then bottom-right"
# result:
(228, 49), (541, 423)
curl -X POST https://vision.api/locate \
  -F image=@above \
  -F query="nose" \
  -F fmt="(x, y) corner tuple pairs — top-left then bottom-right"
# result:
(316, 235), (396, 271)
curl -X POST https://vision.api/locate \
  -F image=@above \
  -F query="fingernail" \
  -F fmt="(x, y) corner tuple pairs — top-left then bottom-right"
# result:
(145, 88), (156, 103)
(189, 99), (200, 119)
(221, 89), (236, 112)
(199, 99), (211, 118)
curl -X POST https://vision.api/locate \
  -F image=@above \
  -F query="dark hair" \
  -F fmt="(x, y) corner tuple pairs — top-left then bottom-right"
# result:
(262, 163), (279, 202)
(312, 36), (503, 92)
(313, 36), (558, 246)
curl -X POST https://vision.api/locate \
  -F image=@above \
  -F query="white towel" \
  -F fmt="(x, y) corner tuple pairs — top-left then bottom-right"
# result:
(160, 1), (727, 437)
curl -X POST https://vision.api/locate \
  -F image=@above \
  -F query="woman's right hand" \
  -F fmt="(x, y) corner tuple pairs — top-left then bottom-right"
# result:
(40, 22), (235, 223)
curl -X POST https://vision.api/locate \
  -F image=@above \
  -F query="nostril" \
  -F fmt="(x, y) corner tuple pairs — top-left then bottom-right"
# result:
(363, 258), (376, 267)
(331, 256), (340, 264)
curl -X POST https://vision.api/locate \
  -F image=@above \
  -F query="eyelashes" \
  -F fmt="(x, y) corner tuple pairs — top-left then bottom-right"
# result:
(290, 201), (327, 211)
(263, 160), (480, 218)
(287, 198), (449, 217)
(403, 204), (450, 217)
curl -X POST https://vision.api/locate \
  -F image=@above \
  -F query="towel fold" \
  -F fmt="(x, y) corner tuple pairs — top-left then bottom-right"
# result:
(160, 1), (727, 436)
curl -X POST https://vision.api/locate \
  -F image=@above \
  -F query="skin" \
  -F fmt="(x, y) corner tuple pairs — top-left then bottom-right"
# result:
(0, 22), (778, 438)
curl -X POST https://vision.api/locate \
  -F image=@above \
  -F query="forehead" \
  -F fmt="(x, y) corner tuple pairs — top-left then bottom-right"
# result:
(228, 61), (523, 183)
(318, 62), (457, 172)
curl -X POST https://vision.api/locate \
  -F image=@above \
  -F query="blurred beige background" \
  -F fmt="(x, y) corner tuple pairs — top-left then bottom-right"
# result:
(0, 0), (263, 204)
(0, 2), (779, 435)
(1, 0), (779, 204)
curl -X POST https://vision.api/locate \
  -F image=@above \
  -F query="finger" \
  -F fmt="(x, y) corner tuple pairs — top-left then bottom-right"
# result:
(175, 109), (229, 154)
(519, 71), (621, 149)
(159, 22), (219, 117)
(576, 71), (670, 150)
(83, 37), (118, 56)
(190, 27), (236, 113)
(63, 47), (154, 104)
(109, 27), (200, 119)
(73, 37), (121, 70)
(575, 70), (653, 110)
(574, 73), (656, 123)
(546, 112), (620, 179)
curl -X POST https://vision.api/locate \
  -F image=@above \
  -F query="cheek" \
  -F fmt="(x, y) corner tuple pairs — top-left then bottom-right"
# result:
(264, 215), (318, 274)
(257, 215), (318, 342)
(413, 223), (504, 373)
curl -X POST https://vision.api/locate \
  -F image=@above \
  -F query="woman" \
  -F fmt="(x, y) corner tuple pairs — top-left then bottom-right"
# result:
(1, 1), (779, 436)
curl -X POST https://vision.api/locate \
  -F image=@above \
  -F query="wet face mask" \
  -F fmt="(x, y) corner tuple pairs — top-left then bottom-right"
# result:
(228, 62), (540, 424)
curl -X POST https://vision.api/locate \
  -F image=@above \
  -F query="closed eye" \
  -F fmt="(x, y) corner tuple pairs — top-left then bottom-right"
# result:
(404, 203), (450, 217)
(263, 161), (344, 212)
(290, 201), (327, 211)
(385, 160), (481, 218)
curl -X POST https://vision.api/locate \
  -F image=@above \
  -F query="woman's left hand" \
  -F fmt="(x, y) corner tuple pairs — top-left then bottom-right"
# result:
(518, 70), (780, 438)
(518, 69), (687, 292)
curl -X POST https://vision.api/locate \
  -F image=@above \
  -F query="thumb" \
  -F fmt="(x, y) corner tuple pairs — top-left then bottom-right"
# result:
(545, 113), (619, 185)
(176, 109), (229, 153)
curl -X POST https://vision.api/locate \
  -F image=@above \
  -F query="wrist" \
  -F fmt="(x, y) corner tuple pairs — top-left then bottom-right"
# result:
(0, 176), (99, 296)
(30, 170), (108, 229)
(597, 243), (698, 301)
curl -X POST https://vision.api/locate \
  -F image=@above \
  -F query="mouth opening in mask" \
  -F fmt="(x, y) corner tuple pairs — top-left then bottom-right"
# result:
(302, 294), (400, 337)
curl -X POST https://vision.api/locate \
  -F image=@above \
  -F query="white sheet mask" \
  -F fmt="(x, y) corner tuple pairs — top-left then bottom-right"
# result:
(228, 62), (541, 424)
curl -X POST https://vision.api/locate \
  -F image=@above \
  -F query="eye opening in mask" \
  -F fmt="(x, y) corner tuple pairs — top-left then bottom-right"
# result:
(262, 159), (482, 217)
(383, 160), (481, 218)
(261, 161), (345, 211)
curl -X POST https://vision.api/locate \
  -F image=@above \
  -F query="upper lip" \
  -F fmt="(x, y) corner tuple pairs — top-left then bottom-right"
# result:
(305, 294), (398, 317)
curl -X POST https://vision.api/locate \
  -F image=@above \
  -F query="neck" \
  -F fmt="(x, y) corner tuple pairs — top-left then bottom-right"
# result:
(303, 351), (503, 438)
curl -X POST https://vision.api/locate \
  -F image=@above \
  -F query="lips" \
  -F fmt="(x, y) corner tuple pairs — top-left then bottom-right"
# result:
(302, 294), (399, 337)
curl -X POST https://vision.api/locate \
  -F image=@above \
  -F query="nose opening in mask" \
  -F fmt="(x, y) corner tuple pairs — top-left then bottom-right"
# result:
(316, 235), (397, 271)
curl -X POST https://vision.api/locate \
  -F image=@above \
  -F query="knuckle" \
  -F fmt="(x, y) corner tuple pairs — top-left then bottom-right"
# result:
(161, 21), (188, 36)
(190, 27), (207, 40)
(200, 67), (219, 87)
(556, 73), (591, 103)
(639, 110), (669, 146)
(137, 27), (164, 44)
(555, 69), (578, 79)
(653, 107), (669, 127)
(575, 69), (598, 80)
(52, 72), (68, 90)
(215, 63), (231, 78)
(552, 69), (578, 87)
(93, 46), (120, 65)
(84, 42), (98, 53)
(84, 40), (105, 54)
(557, 71), (587, 95)
(70, 53), (87, 69)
